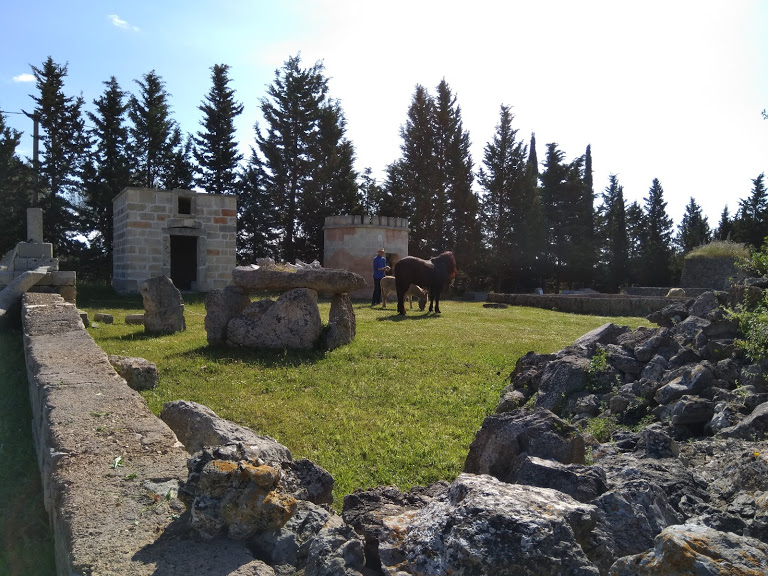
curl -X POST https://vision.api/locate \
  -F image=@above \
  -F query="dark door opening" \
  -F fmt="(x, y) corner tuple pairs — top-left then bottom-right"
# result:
(170, 235), (197, 290)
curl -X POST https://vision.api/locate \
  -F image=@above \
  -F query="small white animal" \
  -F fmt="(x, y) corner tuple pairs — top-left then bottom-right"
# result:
(666, 288), (686, 297)
(380, 276), (428, 310)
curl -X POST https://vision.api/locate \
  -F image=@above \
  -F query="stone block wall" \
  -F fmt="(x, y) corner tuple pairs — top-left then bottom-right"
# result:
(323, 215), (409, 299)
(113, 188), (236, 293)
(680, 256), (740, 290)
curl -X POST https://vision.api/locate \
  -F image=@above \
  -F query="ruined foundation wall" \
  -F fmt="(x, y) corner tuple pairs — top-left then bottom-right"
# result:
(21, 293), (258, 575)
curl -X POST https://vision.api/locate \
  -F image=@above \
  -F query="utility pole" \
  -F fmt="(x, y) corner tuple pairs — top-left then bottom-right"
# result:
(21, 109), (40, 204)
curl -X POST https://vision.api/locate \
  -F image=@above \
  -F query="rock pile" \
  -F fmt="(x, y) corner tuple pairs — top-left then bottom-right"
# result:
(205, 262), (366, 351)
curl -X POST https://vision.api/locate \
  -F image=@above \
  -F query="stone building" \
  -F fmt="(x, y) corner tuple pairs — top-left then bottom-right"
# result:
(323, 215), (409, 299)
(112, 188), (236, 293)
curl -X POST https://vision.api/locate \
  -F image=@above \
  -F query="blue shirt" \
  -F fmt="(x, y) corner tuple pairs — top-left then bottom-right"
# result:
(373, 255), (387, 279)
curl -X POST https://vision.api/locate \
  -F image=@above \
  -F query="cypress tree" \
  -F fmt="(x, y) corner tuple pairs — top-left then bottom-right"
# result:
(194, 64), (244, 195)
(29, 56), (87, 255)
(81, 76), (133, 277)
(129, 70), (177, 189)
(597, 174), (630, 292)
(478, 104), (529, 291)
(639, 178), (674, 286)
(676, 197), (711, 253)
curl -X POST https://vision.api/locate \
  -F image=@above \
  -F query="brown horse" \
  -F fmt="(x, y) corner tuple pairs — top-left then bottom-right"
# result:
(394, 251), (458, 315)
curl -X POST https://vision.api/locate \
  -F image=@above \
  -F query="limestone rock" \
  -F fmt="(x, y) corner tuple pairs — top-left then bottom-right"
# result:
(609, 523), (768, 576)
(512, 454), (608, 502)
(464, 409), (586, 481)
(160, 400), (292, 463)
(204, 285), (250, 345)
(534, 355), (591, 411)
(108, 354), (159, 391)
(227, 288), (322, 350)
(93, 312), (114, 324)
(232, 266), (366, 294)
(140, 275), (185, 334)
(381, 473), (602, 576)
(325, 293), (355, 351)
(719, 401), (768, 440)
(125, 313), (144, 325)
(304, 524), (366, 576)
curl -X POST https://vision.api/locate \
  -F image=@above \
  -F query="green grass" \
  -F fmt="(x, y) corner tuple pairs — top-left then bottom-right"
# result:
(79, 286), (647, 508)
(0, 330), (56, 576)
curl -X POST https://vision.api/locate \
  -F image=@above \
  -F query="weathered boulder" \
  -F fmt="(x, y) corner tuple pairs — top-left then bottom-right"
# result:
(609, 523), (768, 576)
(654, 364), (714, 405)
(534, 355), (591, 411)
(125, 313), (144, 325)
(232, 266), (366, 295)
(108, 354), (159, 391)
(93, 312), (114, 324)
(325, 294), (356, 351)
(647, 301), (690, 327)
(227, 288), (323, 350)
(140, 275), (186, 334)
(570, 322), (631, 356)
(689, 291), (721, 319)
(204, 285), (250, 345)
(377, 474), (603, 576)
(160, 400), (293, 462)
(512, 454), (608, 502)
(304, 524), (366, 576)
(464, 409), (586, 481)
(719, 401), (768, 440)
(342, 483), (449, 572)
(188, 458), (297, 541)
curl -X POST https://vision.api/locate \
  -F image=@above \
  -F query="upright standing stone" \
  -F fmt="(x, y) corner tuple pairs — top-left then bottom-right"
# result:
(27, 208), (44, 243)
(140, 275), (185, 334)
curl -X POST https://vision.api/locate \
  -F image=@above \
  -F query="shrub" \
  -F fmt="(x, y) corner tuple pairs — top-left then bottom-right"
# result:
(730, 291), (768, 362)
(737, 237), (768, 277)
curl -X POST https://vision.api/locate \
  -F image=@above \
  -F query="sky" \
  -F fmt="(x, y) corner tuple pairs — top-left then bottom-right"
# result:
(1, 0), (767, 229)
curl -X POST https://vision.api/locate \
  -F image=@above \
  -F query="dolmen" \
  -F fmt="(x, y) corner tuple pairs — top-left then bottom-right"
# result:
(205, 261), (366, 351)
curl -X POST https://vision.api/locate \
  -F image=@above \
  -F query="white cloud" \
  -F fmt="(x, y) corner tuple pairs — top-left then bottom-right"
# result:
(108, 14), (139, 32)
(12, 73), (34, 83)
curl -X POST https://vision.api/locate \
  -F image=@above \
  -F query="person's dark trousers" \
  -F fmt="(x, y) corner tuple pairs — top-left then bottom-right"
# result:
(371, 277), (382, 305)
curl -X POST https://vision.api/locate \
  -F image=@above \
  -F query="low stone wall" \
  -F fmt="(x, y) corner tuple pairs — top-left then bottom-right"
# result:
(21, 293), (266, 575)
(623, 286), (709, 298)
(487, 292), (681, 317)
(680, 256), (740, 290)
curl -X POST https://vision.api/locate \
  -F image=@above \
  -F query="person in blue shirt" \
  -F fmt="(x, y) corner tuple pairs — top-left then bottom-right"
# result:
(371, 248), (390, 306)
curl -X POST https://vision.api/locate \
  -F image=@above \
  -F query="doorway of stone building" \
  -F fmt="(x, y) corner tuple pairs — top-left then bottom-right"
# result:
(170, 235), (197, 290)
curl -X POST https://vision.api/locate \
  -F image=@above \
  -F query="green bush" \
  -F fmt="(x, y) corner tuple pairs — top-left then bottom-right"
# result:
(737, 237), (768, 276)
(730, 291), (768, 362)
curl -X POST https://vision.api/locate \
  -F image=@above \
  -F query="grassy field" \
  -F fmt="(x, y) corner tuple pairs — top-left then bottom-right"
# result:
(78, 287), (647, 508)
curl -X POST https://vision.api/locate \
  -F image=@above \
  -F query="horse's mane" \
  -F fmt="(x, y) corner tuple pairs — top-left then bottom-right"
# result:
(432, 251), (458, 279)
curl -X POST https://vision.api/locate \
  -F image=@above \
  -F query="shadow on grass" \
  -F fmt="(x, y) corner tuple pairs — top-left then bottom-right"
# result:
(171, 342), (328, 369)
(376, 312), (442, 322)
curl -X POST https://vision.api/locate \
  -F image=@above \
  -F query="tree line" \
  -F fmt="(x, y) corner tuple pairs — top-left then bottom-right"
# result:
(0, 54), (764, 292)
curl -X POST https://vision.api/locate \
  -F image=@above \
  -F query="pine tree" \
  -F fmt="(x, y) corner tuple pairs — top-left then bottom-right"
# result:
(194, 64), (244, 195)
(129, 70), (177, 189)
(29, 56), (87, 255)
(734, 173), (768, 248)
(160, 128), (195, 190)
(359, 167), (388, 214)
(433, 80), (479, 276)
(301, 99), (361, 260)
(625, 200), (646, 285)
(253, 54), (357, 262)
(639, 178), (674, 286)
(478, 105), (529, 291)
(676, 197), (711, 253)
(0, 112), (34, 253)
(81, 77), (133, 276)
(387, 84), (437, 256)
(597, 174), (630, 292)
(715, 205), (733, 241)
(237, 148), (280, 262)
(539, 143), (571, 291)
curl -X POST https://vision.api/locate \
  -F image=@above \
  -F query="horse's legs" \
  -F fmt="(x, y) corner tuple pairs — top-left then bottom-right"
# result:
(434, 289), (441, 314)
